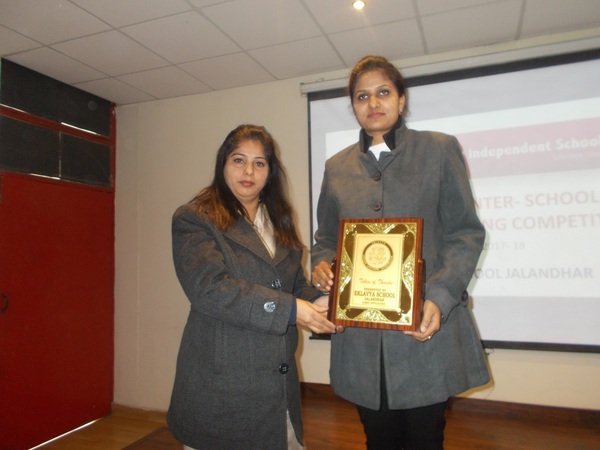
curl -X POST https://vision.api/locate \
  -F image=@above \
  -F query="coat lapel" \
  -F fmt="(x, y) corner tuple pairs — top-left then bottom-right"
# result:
(226, 218), (291, 267)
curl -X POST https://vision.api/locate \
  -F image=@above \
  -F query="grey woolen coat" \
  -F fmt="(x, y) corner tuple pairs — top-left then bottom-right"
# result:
(311, 119), (490, 410)
(168, 203), (319, 449)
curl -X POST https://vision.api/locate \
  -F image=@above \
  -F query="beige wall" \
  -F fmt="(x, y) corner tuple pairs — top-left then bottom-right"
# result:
(115, 34), (600, 412)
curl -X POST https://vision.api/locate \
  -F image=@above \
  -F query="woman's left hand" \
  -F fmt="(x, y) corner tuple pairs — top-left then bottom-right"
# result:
(404, 300), (441, 342)
(296, 299), (337, 334)
(312, 295), (345, 333)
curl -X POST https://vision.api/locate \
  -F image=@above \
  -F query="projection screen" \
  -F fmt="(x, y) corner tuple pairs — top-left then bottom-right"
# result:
(308, 50), (600, 352)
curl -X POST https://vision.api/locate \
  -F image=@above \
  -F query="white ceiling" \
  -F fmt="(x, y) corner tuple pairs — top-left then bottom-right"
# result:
(1, 0), (600, 105)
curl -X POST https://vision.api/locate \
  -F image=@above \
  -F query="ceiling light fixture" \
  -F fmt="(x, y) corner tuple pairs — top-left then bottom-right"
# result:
(353, 1), (366, 10)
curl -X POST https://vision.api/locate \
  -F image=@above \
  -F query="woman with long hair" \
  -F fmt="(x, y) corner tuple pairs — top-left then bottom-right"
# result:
(169, 124), (335, 449)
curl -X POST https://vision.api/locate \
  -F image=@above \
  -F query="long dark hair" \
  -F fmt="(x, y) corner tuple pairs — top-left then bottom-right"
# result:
(192, 124), (303, 250)
(348, 55), (409, 116)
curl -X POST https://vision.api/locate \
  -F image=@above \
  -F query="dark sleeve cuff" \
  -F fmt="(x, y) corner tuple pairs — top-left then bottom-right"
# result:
(309, 292), (326, 302)
(288, 298), (297, 325)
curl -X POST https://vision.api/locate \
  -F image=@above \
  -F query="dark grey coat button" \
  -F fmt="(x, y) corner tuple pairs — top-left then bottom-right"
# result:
(264, 301), (276, 313)
(278, 363), (289, 374)
(373, 200), (382, 211)
(373, 171), (382, 181)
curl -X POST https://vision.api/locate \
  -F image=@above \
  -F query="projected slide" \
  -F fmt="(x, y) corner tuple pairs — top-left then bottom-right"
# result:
(309, 55), (600, 348)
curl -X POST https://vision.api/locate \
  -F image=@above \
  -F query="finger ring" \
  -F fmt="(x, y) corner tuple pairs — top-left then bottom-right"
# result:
(427, 335), (432, 340)
(316, 283), (321, 288)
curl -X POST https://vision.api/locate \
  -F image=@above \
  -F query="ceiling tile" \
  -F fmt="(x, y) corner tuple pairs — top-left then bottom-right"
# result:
(52, 30), (169, 76)
(74, 77), (155, 104)
(329, 20), (426, 67)
(71, 0), (193, 27)
(521, 0), (600, 37)
(6, 47), (106, 84)
(122, 11), (239, 63)
(303, 0), (416, 34)
(0, 25), (40, 54)
(416, 0), (501, 16)
(180, 53), (275, 90)
(202, 0), (322, 49)
(187, 0), (230, 6)
(249, 36), (345, 79)
(0, 0), (111, 44)
(117, 66), (212, 99)
(422, 0), (522, 53)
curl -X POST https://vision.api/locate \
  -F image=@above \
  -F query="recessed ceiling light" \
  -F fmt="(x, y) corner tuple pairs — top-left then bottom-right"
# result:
(353, 1), (366, 11)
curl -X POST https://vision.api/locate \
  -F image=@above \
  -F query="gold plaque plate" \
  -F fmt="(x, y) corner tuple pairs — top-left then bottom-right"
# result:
(328, 218), (424, 331)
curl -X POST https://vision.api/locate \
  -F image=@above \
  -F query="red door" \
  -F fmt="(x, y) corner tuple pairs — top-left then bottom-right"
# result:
(0, 172), (114, 450)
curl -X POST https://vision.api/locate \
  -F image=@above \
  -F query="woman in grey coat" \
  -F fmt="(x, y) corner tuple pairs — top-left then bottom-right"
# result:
(311, 56), (490, 449)
(169, 124), (335, 449)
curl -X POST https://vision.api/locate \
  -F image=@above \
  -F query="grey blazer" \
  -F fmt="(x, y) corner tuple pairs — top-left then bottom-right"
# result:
(312, 120), (491, 410)
(168, 203), (319, 449)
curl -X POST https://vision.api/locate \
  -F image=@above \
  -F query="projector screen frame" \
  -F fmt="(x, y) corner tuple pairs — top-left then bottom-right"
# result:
(307, 48), (600, 353)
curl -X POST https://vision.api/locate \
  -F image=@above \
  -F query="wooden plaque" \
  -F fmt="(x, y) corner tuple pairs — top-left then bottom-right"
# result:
(327, 218), (424, 331)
